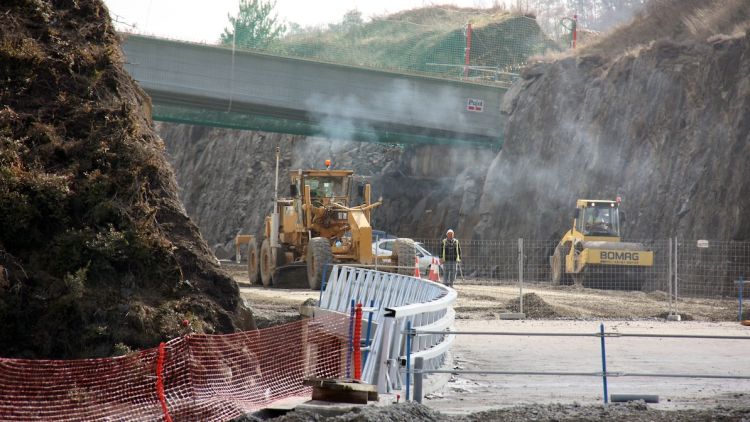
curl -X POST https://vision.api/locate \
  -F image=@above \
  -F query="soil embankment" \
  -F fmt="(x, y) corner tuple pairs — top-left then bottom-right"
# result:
(0, 0), (254, 358)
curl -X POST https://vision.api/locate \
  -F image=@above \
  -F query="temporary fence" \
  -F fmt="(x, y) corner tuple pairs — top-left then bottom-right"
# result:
(415, 238), (749, 319)
(675, 239), (750, 298)
(0, 314), (349, 422)
(404, 322), (750, 403)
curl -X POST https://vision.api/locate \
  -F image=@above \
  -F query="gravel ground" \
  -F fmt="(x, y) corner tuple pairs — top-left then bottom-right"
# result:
(229, 265), (750, 421)
(235, 401), (750, 421)
(227, 258), (738, 323)
(461, 402), (750, 421)
(428, 319), (750, 413)
(453, 283), (737, 321)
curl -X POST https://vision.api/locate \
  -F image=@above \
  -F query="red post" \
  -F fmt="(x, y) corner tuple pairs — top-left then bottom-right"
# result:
(464, 22), (472, 77)
(572, 14), (578, 48)
(353, 303), (363, 380)
(155, 343), (173, 422)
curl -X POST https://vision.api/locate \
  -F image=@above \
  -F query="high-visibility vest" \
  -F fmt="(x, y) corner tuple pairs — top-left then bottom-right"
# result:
(441, 238), (461, 262)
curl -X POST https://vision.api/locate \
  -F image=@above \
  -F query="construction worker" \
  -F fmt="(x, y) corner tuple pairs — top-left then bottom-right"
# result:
(441, 229), (461, 287)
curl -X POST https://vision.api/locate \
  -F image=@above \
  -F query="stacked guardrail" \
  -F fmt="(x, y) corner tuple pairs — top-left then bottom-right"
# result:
(318, 265), (456, 394)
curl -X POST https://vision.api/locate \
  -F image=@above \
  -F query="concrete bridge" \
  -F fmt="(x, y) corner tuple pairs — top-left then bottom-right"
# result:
(121, 34), (506, 147)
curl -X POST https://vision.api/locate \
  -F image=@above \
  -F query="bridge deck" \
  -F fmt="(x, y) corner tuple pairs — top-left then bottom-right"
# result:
(121, 34), (506, 147)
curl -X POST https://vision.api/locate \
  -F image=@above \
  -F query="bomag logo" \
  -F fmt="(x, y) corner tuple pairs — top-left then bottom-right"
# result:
(600, 251), (640, 261)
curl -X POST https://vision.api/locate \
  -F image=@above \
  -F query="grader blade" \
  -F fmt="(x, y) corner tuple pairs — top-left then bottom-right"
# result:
(271, 262), (310, 288)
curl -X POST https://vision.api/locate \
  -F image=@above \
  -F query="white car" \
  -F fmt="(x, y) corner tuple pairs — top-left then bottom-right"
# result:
(372, 239), (442, 277)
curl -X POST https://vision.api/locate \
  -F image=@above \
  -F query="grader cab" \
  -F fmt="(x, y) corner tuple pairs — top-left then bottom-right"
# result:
(247, 150), (416, 289)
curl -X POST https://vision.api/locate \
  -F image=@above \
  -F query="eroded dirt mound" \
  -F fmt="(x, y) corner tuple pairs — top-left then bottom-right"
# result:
(0, 0), (253, 358)
(506, 292), (559, 318)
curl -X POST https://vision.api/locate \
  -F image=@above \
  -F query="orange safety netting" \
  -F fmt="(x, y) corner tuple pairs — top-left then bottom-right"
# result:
(0, 313), (349, 421)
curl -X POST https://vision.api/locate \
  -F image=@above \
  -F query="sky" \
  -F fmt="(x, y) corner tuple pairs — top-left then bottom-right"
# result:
(104, 0), (508, 43)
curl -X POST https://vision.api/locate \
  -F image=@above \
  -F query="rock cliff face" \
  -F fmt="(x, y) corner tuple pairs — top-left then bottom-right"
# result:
(160, 0), (750, 249)
(471, 0), (750, 242)
(158, 123), (494, 250)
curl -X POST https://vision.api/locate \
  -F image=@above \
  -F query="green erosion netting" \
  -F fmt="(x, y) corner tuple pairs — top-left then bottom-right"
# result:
(232, 8), (562, 87)
(134, 7), (567, 144)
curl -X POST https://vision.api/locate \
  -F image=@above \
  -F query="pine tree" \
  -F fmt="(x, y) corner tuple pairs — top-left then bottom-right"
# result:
(220, 0), (286, 49)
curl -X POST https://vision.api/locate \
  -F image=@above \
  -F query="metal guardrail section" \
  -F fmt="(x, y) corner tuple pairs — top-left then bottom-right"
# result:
(405, 324), (750, 404)
(318, 265), (457, 394)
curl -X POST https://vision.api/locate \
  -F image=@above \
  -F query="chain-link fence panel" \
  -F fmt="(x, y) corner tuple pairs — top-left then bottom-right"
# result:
(417, 238), (672, 290)
(676, 240), (750, 299)
(408, 237), (746, 321)
(521, 239), (556, 283)
(519, 238), (670, 291)
(415, 238), (519, 284)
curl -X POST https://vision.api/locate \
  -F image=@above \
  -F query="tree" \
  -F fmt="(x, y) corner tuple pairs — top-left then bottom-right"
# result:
(221, 0), (286, 49)
(327, 9), (365, 35)
(341, 9), (364, 33)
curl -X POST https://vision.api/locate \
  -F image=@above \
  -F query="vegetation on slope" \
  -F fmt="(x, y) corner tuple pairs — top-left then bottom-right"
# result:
(0, 0), (254, 358)
(264, 6), (560, 77)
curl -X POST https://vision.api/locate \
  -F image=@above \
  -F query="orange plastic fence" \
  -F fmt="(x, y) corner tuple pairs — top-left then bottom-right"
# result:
(0, 314), (349, 421)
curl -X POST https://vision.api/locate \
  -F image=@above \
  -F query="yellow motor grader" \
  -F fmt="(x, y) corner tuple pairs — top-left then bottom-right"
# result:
(550, 198), (653, 290)
(246, 148), (416, 289)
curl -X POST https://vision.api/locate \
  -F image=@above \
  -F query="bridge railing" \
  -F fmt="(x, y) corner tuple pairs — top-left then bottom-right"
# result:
(318, 265), (456, 394)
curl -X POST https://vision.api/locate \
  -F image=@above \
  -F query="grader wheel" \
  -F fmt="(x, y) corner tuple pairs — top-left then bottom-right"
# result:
(307, 237), (333, 290)
(247, 239), (260, 285)
(260, 238), (274, 288)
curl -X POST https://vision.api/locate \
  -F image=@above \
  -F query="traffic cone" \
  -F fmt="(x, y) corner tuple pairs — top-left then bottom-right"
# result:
(414, 256), (421, 278)
(429, 257), (440, 282)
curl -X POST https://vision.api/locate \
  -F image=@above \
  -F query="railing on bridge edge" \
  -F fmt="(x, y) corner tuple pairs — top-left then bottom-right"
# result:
(403, 323), (750, 404)
(317, 265), (457, 395)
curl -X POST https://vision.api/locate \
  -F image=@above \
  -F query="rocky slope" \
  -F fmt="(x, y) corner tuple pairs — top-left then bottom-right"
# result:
(158, 123), (493, 252)
(160, 0), (749, 256)
(0, 0), (254, 358)
(471, 0), (750, 242)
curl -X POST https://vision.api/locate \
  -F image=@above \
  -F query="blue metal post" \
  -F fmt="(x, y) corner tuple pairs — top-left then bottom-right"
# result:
(363, 299), (375, 366)
(406, 320), (412, 401)
(600, 323), (609, 404)
(346, 299), (355, 379)
(739, 275), (744, 322)
(318, 264), (330, 304)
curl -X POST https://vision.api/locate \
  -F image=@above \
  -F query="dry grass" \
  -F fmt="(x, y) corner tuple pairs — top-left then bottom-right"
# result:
(580, 0), (750, 58)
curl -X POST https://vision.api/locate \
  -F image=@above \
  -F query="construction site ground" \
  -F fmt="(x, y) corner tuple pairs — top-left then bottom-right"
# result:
(227, 264), (750, 419)
(227, 262), (738, 325)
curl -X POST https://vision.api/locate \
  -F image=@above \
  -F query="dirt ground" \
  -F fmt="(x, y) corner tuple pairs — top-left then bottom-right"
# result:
(229, 265), (750, 419)
(239, 401), (750, 422)
(453, 283), (739, 321)
(226, 262), (739, 324)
